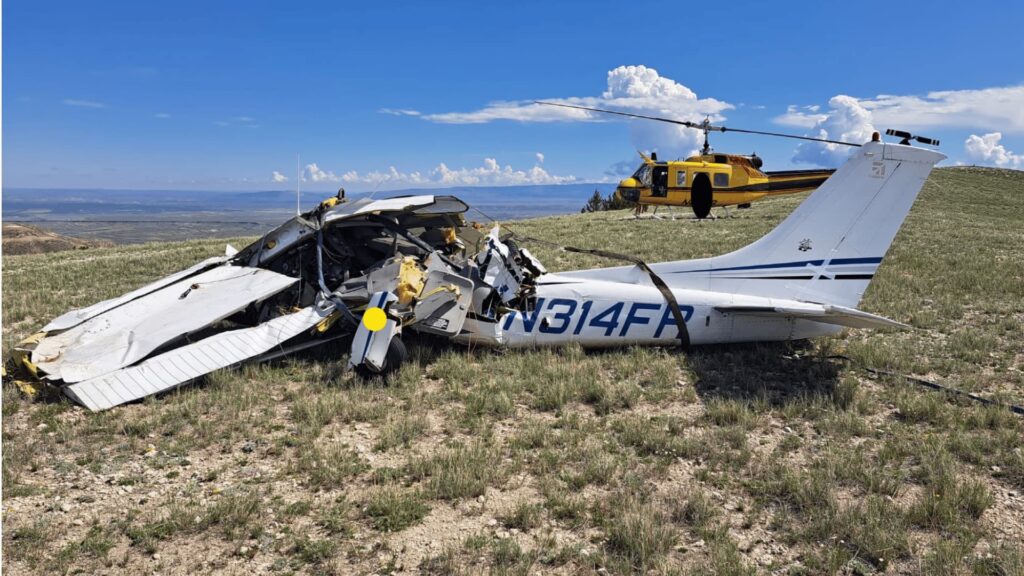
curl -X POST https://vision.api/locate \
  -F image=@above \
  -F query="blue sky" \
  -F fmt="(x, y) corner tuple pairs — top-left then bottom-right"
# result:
(4, 0), (1022, 191)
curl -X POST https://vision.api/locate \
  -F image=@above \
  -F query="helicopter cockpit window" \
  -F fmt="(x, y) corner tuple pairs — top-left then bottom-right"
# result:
(675, 170), (687, 187)
(714, 173), (730, 187)
(632, 164), (652, 187)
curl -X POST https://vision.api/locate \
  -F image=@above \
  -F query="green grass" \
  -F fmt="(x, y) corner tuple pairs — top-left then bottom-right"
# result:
(363, 488), (430, 532)
(3, 167), (1023, 574)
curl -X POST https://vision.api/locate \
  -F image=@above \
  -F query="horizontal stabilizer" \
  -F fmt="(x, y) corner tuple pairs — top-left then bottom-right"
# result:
(715, 302), (909, 330)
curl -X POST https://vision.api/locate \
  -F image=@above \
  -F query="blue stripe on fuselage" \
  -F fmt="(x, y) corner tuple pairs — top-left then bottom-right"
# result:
(668, 256), (882, 275)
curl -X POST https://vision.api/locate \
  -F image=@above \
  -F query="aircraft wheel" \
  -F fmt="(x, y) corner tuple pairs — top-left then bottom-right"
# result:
(691, 173), (713, 219)
(355, 336), (407, 379)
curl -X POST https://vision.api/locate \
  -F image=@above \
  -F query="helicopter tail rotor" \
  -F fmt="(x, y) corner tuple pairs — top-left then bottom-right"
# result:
(885, 129), (940, 147)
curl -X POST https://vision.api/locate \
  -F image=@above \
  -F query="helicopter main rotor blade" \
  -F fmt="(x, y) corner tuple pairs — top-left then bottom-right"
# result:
(719, 126), (861, 148)
(533, 101), (704, 129)
(534, 101), (861, 148)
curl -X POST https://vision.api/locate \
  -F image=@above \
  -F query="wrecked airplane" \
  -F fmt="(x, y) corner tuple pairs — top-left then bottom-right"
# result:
(11, 137), (945, 411)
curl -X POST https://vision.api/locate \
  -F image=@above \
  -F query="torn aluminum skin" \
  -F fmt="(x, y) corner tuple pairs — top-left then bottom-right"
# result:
(14, 194), (542, 411)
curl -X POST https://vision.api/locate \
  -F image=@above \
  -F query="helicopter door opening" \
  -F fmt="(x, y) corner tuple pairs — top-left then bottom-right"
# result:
(652, 165), (669, 197)
(691, 172), (713, 219)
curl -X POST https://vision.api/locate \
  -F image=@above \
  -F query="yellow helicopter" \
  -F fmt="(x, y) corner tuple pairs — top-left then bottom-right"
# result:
(537, 102), (853, 219)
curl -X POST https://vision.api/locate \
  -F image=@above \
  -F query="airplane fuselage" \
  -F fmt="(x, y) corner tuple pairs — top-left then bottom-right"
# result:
(454, 276), (841, 348)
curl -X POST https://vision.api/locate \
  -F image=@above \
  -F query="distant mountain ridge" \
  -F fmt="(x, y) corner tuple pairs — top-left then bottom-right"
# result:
(2, 182), (615, 222)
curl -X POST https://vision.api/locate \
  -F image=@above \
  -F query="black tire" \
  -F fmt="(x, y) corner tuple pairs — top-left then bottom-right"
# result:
(355, 336), (407, 379)
(691, 172), (713, 219)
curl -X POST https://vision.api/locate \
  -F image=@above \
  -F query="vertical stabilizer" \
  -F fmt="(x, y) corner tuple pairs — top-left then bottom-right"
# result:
(685, 141), (944, 306)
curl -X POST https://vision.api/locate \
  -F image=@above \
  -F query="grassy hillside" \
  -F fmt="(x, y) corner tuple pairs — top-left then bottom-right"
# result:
(3, 167), (1023, 575)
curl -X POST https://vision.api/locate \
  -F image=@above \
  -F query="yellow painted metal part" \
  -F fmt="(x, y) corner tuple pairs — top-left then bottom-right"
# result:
(616, 153), (831, 209)
(12, 332), (45, 380)
(315, 310), (342, 333)
(320, 196), (340, 209)
(9, 332), (47, 397)
(13, 380), (38, 397)
(395, 257), (426, 305)
(419, 284), (461, 300)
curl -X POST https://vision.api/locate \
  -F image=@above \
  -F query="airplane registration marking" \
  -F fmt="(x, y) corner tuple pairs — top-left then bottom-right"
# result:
(501, 298), (694, 338)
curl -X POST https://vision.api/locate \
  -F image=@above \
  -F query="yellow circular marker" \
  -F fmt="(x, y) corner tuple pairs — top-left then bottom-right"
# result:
(362, 307), (388, 332)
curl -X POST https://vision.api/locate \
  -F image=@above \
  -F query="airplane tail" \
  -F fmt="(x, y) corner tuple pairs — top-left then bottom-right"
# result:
(679, 141), (945, 307)
(565, 141), (946, 309)
(558, 141), (943, 309)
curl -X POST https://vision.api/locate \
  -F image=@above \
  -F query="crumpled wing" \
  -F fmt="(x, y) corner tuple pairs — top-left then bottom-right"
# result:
(43, 256), (230, 332)
(63, 306), (327, 411)
(714, 302), (908, 330)
(33, 265), (297, 383)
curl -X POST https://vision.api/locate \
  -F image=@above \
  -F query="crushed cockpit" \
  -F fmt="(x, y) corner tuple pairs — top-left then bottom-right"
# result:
(10, 194), (550, 411)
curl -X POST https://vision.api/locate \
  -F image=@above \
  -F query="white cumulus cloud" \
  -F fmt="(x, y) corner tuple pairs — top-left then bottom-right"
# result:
(778, 86), (1024, 134)
(421, 65), (732, 153)
(773, 105), (828, 128)
(336, 157), (575, 189)
(63, 99), (105, 108)
(535, 152), (545, 164)
(780, 84), (1024, 166)
(306, 163), (340, 183)
(378, 108), (421, 116)
(964, 133), (1023, 169)
(861, 86), (1024, 134)
(272, 171), (289, 183)
(791, 96), (877, 167)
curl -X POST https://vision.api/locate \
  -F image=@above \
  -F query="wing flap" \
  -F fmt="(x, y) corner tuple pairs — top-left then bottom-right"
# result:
(63, 307), (325, 411)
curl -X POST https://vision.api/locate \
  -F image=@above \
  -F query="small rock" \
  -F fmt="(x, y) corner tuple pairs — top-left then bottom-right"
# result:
(59, 502), (72, 513)
(241, 441), (256, 454)
(991, 465), (1002, 474)
(238, 546), (250, 555)
(152, 553), (160, 560)
(487, 518), (498, 527)
(694, 539), (706, 548)
(72, 518), (84, 526)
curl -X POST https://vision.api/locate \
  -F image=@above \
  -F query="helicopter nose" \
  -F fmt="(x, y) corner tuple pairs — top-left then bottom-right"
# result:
(617, 177), (641, 202)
